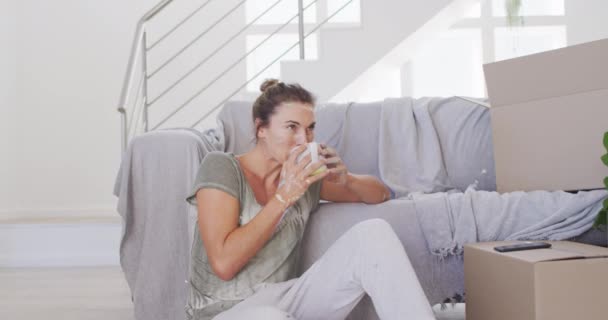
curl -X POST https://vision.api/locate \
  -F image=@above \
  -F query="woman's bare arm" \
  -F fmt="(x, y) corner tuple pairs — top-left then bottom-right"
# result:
(196, 188), (287, 281)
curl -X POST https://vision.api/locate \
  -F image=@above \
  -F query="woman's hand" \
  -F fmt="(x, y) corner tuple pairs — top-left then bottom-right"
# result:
(276, 145), (329, 207)
(320, 143), (348, 185)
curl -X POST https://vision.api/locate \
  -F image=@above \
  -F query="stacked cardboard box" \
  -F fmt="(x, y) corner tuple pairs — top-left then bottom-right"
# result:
(465, 241), (608, 320)
(484, 38), (608, 193)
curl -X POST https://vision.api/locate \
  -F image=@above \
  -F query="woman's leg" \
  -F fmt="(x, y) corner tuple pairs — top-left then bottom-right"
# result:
(277, 218), (436, 320)
(214, 219), (435, 320)
(210, 278), (299, 320)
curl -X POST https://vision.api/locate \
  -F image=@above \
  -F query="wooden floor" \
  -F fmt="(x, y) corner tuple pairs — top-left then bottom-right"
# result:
(0, 267), (464, 320)
(0, 267), (134, 320)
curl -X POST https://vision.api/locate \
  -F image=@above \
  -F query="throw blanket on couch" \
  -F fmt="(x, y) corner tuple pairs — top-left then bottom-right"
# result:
(378, 97), (456, 197)
(313, 96), (496, 197)
(413, 187), (608, 258)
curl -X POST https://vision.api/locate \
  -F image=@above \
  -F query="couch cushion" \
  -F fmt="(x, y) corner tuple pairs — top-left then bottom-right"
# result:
(217, 97), (496, 191)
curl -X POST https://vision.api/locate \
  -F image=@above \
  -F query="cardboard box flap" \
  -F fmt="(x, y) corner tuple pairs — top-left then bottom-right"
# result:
(484, 38), (608, 192)
(467, 241), (608, 263)
(504, 248), (585, 263)
(484, 38), (608, 108)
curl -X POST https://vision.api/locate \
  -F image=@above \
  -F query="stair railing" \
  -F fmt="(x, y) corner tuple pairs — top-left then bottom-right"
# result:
(117, 0), (354, 152)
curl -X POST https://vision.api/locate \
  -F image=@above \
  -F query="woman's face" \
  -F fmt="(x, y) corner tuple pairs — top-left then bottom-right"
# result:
(257, 101), (315, 164)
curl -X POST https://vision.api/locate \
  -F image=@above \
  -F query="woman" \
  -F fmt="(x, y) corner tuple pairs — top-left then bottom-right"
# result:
(185, 79), (436, 320)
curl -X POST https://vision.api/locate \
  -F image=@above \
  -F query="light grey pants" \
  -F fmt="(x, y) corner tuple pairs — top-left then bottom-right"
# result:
(213, 219), (436, 320)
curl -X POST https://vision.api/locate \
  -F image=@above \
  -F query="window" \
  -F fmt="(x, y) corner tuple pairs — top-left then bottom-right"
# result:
(494, 26), (566, 61)
(491, 0), (564, 17)
(405, 0), (567, 98)
(408, 29), (484, 98)
(464, 2), (481, 18)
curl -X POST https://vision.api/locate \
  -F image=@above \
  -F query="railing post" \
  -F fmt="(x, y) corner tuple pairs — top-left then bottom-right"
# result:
(119, 108), (127, 153)
(298, 0), (305, 59)
(142, 30), (150, 132)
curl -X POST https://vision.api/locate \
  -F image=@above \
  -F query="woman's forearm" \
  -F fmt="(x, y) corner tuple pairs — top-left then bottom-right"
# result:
(345, 174), (391, 204)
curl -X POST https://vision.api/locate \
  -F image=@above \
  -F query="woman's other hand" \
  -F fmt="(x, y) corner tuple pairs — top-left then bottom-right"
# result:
(320, 143), (348, 185)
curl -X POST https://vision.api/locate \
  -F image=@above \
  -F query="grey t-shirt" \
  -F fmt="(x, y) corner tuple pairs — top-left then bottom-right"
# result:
(185, 151), (322, 320)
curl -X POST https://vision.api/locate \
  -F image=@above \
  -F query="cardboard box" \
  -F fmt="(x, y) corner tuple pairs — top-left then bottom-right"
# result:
(465, 241), (608, 320)
(484, 38), (608, 192)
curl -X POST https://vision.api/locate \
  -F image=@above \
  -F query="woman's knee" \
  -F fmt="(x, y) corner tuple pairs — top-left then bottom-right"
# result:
(349, 219), (405, 254)
(351, 219), (396, 237)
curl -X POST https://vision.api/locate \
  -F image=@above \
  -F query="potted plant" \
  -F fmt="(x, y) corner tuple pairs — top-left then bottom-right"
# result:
(505, 0), (524, 27)
(593, 131), (608, 228)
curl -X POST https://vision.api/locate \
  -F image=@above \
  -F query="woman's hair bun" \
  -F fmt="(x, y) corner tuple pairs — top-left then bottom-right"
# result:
(260, 79), (280, 93)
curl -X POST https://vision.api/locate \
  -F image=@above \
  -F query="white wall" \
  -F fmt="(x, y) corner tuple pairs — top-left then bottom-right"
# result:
(565, 0), (608, 46)
(0, 0), (19, 212)
(0, 1), (162, 219)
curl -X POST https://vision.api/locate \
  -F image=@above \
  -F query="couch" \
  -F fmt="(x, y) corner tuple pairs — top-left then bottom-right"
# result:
(113, 96), (506, 320)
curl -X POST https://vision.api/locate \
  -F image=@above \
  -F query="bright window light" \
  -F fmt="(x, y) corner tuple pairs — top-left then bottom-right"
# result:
(492, 0), (565, 17)
(464, 2), (482, 18)
(494, 26), (567, 61)
(246, 33), (318, 91)
(409, 29), (485, 98)
(246, 0), (317, 24)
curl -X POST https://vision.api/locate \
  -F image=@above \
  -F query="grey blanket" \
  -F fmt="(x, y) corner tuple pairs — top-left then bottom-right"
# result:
(414, 187), (608, 258)
(370, 98), (607, 257)
(379, 97), (454, 196)
(113, 128), (223, 320)
(312, 96), (496, 194)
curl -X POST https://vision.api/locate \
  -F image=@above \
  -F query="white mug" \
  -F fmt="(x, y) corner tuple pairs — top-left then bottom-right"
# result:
(295, 142), (327, 176)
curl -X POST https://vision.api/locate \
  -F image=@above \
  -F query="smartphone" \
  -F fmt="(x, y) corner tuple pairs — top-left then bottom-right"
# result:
(494, 241), (552, 253)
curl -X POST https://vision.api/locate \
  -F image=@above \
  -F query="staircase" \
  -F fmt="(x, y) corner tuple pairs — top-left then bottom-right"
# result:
(117, 0), (481, 151)
(282, 0), (456, 101)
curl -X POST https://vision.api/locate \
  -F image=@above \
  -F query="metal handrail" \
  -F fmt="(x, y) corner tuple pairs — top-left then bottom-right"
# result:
(148, 0), (214, 51)
(118, 0), (174, 151)
(147, 0), (286, 107)
(126, 76), (145, 137)
(298, 0), (305, 59)
(147, 0), (248, 79)
(118, 0), (174, 113)
(151, 0), (320, 130)
(190, 0), (355, 128)
(119, 0), (356, 152)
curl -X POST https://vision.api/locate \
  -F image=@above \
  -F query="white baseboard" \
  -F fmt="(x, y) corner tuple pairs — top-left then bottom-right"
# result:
(0, 208), (123, 268)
